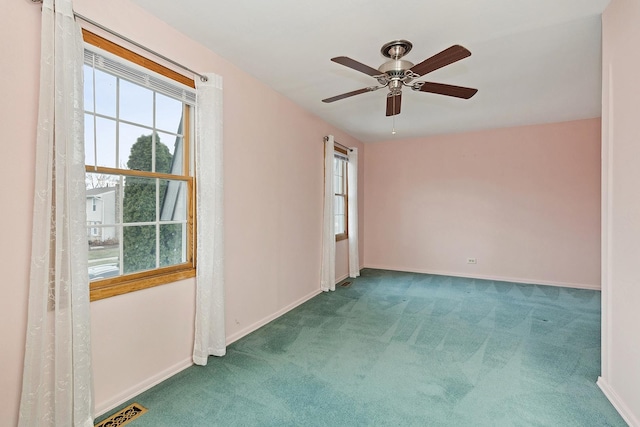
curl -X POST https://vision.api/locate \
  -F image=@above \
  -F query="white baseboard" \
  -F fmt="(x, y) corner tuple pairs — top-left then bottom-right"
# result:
(226, 288), (322, 345)
(95, 357), (193, 417)
(335, 273), (349, 283)
(598, 377), (639, 426)
(363, 264), (601, 291)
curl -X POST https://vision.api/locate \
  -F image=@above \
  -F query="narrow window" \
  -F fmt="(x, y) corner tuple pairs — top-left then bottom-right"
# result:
(334, 147), (348, 241)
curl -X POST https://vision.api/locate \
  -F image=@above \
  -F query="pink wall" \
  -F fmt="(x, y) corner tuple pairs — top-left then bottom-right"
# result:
(364, 119), (601, 288)
(0, 3), (40, 424)
(2, 0), (364, 423)
(91, 280), (196, 412)
(600, 1), (640, 424)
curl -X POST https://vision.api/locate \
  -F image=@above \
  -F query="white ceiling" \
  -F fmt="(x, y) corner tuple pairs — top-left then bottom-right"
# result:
(132, 0), (610, 143)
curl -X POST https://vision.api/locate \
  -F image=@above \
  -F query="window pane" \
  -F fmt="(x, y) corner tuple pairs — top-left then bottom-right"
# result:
(88, 225), (120, 281)
(123, 177), (156, 223)
(157, 132), (183, 174)
(334, 158), (345, 194)
(119, 79), (153, 126)
(160, 223), (185, 267)
(160, 180), (187, 221)
(156, 93), (184, 134)
(93, 117), (117, 169)
(171, 135), (185, 175)
(86, 172), (120, 192)
(119, 124), (154, 171)
(335, 215), (346, 235)
(334, 158), (341, 176)
(123, 225), (156, 274)
(86, 176), (119, 225)
(335, 194), (346, 235)
(334, 174), (344, 194)
(94, 69), (117, 118)
(334, 195), (345, 215)
(84, 113), (95, 165)
(155, 132), (179, 174)
(83, 66), (94, 113)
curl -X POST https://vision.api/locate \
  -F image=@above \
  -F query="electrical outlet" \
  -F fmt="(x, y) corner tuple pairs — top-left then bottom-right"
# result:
(467, 258), (477, 264)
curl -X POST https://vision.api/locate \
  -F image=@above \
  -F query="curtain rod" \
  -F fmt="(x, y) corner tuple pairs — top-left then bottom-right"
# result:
(31, 0), (207, 82)
(324, 136), (353, 152)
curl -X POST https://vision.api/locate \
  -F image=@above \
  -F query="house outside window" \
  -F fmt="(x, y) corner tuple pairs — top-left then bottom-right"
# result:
(86, 189), (117, 243)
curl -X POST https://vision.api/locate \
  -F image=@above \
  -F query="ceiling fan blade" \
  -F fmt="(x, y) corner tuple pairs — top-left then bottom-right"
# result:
(417, 82), (478, 99)
(410, 45), (471, 76)
(386, 93), (402, 116)
(322, 87), (376, 103)
(331, 56), (381, 77)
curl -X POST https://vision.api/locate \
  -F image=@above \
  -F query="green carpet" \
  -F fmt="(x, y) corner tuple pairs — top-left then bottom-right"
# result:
(99, 269), (627, 426)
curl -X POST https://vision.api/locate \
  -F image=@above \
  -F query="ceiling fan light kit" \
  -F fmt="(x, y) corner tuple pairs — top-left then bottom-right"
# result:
(322, 39), (478, 118)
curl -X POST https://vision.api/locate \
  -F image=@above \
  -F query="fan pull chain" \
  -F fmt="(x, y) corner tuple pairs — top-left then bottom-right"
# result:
(392, 95), (397, 135)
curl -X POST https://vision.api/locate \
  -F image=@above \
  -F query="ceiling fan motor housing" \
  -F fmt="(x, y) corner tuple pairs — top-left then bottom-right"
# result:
(378, 59), (417, 88)
(378, 59), (414, 75)
(378, 40), (418, 89)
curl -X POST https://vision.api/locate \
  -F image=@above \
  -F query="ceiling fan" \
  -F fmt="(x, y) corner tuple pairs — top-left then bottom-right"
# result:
(322, 40), (478, 116)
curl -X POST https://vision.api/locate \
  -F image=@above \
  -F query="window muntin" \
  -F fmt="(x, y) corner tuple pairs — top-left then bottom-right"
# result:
(83, 32), (196, 301)
(334, 151), (348, 241)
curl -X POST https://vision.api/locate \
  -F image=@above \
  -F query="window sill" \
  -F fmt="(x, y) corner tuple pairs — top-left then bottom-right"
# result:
(90, 267), (196, 301)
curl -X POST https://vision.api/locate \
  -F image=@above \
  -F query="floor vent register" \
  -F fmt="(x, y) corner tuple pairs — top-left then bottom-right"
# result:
(95, 403), (147, 427)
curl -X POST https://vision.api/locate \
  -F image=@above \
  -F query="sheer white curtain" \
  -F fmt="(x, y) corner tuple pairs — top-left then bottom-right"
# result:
(347, 148), (360, 278)
(193, 73), (226, 365)
(320, 136), (336, 291)
(19, 0), (94, 425)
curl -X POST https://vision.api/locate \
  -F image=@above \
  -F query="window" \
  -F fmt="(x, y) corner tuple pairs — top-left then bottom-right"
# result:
(91, 222), (100, 236)
(334, 147), (348, 241)
(83, 31), (197, 301)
